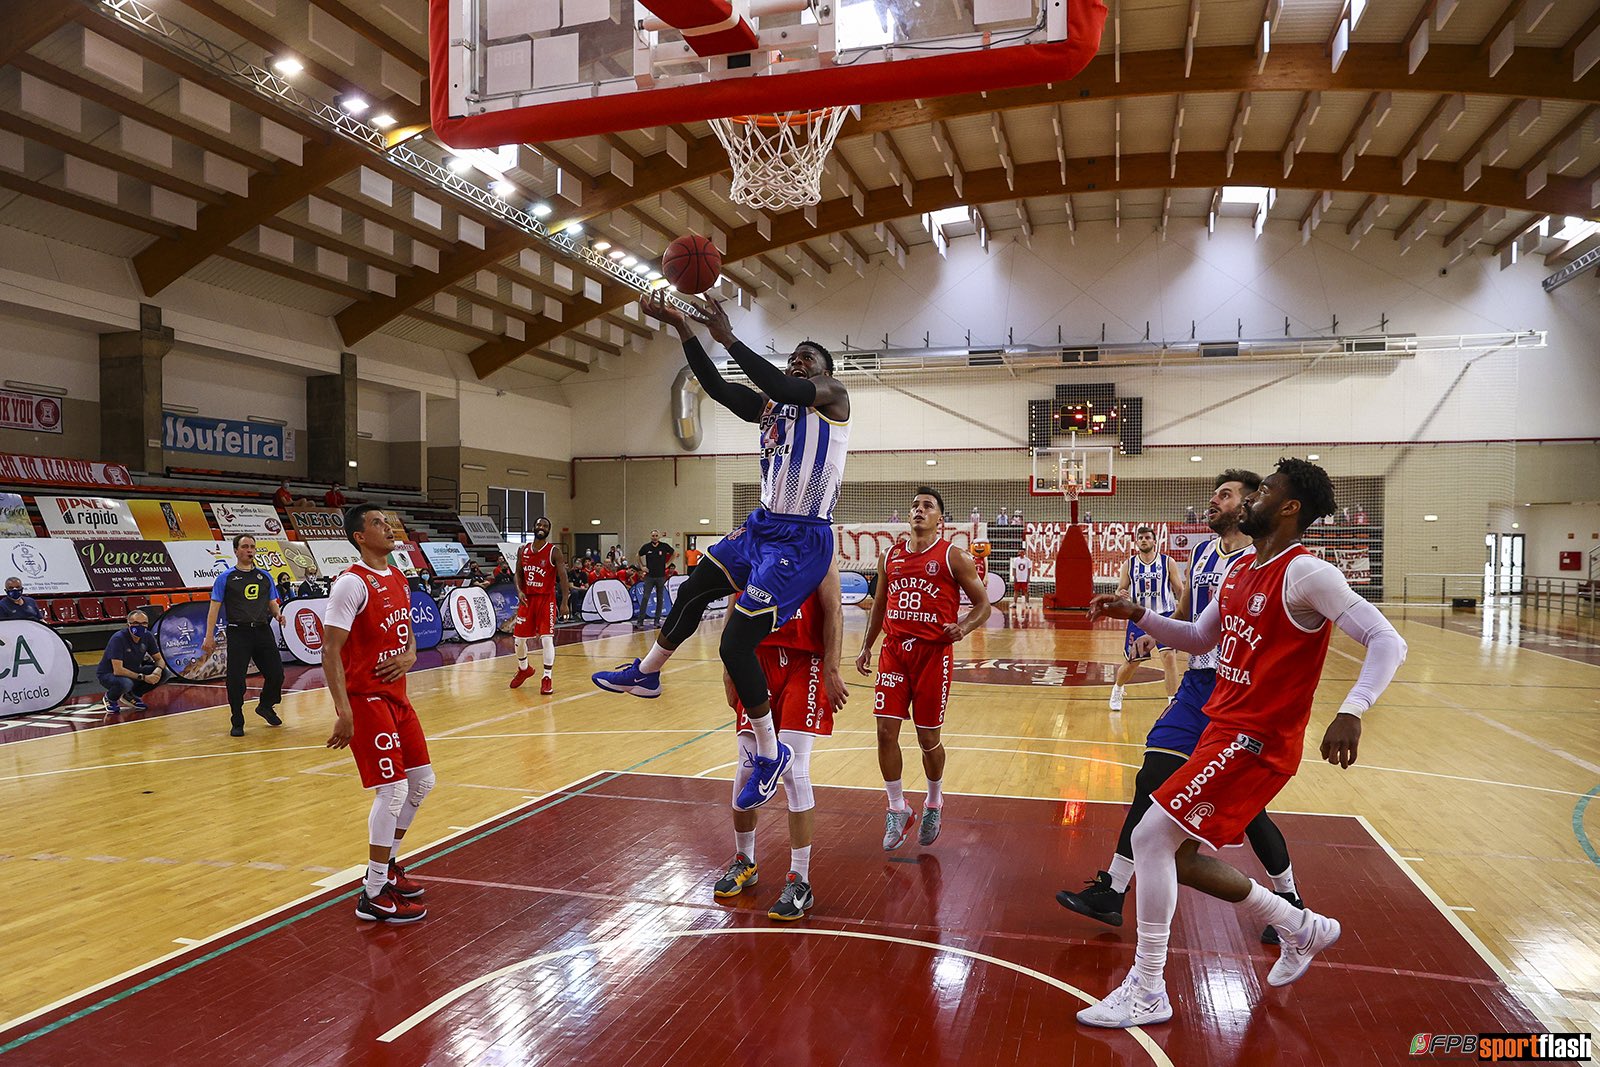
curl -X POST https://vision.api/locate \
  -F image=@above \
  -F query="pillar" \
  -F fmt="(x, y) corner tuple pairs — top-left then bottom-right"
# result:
(307, 352), (357, 486)
(98, 303), (172, 473)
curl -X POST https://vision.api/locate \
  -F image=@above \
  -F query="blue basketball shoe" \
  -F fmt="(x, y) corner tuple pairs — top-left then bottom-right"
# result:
(733, 740), (792, 811)
(591, 659), (662, 698)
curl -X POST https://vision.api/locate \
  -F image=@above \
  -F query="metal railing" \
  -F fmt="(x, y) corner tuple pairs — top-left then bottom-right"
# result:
(1400, 573), (1486, 605)
(1521, 575), (1599, 617)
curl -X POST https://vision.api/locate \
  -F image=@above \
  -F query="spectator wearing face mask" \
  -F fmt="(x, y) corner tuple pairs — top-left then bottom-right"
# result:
(298, 564), (324, 599)
(0, 578), (43, 622)
(98, 610), (167, 712)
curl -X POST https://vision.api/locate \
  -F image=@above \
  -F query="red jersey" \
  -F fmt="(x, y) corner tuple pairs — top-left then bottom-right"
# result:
(1205, 545), (1335, 774)
(335, 562), (414, 701)
(883, 537), (959, 642)
(765, 590), (825, 654)
(517, 541), (557, 600)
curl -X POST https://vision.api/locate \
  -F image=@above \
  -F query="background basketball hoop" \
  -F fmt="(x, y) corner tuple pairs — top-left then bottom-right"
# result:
(708, 107), (855, 211)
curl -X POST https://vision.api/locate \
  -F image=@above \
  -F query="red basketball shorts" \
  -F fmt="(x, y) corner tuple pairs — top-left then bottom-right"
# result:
(873, 637), (954, 730)
(1150, 722), (1291, 850)
(735, 645), (834, 736)
(513, 596), (558, 638)
(350, 692), (431, 789)
(1014, 581), (1029, 596)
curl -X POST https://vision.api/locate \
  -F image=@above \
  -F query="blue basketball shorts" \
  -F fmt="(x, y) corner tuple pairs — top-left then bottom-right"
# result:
(1124, 613), (1174, 659)
(703, 507), (833, 628)
(1143, 668), (1217, 756)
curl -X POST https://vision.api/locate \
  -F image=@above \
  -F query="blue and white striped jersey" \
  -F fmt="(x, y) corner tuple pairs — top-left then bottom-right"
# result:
(1186, 538), (1251, 670)
(757, 400), (850, 520)
(1130, 552), (1177, 615)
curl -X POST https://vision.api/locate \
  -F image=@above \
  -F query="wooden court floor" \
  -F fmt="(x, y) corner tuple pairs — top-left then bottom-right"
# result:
(2, 601), (1597, 1059)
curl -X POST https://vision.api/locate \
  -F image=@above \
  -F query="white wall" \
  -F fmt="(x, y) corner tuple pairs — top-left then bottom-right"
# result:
(459, 389), (572, 459)
(1519, 503), (1600, 577)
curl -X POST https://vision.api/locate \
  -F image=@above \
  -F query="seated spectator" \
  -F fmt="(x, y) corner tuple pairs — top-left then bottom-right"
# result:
(491, 559), (513, 586)
(273, 480), (294, 509)
(297, 564), (323, 599)
(568, 565), (590, 615)
(665, 562), (679, 577)
(465, 560), (489, 587)
(323, 483), (347, 508)
(276, 572), (295, 602)
(98, 610), (167, 712)
(0, 578), (44, 622)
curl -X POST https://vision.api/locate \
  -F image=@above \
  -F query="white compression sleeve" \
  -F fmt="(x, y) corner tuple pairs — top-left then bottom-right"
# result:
(1283, 555), (1407, 717)
(1131, 598), (1221, 654)
(780, 731), (815, 812)
(540, 635), (555, 667)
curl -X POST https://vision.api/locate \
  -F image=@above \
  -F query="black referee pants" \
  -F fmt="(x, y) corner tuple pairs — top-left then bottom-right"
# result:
(226, 623), (284, 724)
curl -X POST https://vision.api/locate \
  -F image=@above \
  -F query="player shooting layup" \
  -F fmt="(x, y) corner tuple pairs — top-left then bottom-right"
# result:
(594, 292), (850, 813)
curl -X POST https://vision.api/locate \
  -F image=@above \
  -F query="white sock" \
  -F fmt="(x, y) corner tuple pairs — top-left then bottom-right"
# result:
(735, 829), (756, 862)
(364, 859), (388, 899)
(1108, 852), (1136, 894)
(1133, 919), (1170, 992)
(925, 779), (943, 808)
(1241, 880), (1306, 936)
(1129, 808), (1185, 993)
(1111, 685), (1125, 696)
(885, 778), (907, 811)
(515, 637), (528, 670)
(541, 636), (555, 671)
(750, 714), (778, 759)
(640, 643), (672, 673)
(1269, 864), (1297, 896)
(790, 845), (811, 881)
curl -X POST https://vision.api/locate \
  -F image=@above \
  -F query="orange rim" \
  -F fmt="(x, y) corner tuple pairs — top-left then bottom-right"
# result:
(721, 108), (844, 128)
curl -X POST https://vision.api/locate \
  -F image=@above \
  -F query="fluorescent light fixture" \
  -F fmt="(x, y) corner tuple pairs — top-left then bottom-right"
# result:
(4, 379), (68, 396)
(567, 223), (584, 235)
(1511, 522), (1520, 529)
(607, 249), (626, 260)
(620, 255), (638, 267)
(348, 460), (358, 468)
(507, 468), (530, 476)
(370, 112), (396, 130)
(165, 403), (200, 415)
(271, 56), (303, 76)
(1307, 453), (1320, 460)
(592, 240), (611, 251)
(462, 463), (487, 471)
(246, 414), (288, 426)
(338, 95), (370, 115)
(1190, 455), (1203, 462)
(356, 430), (374, 439)
(1423, 514), (1438, 522)
(647, 271), (663, 280)
(531, 202), (553, 218)
(631, 262), (648, 273)
(491, 180), (516, 197)
(445, 155), (472, 174)
(590, 519), (601, 525)
(925, 459), (938, 466)
(699, 518), (711, 524)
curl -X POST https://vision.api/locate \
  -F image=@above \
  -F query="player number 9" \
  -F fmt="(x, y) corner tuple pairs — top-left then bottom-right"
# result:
(379, 757), (395, 777)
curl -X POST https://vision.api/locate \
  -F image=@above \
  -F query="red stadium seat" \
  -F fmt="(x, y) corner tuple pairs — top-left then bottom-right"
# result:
(49, 600), (79, 624)
(102, 596), (128, 619)
(76, 598), (104, 621)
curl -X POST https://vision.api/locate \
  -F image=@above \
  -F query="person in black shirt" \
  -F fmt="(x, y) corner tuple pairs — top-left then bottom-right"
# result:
(297, 563), (324, 599)
(201, 534), (287, 737)
(636, 531), (675, 624)
(0, 578), (44, 622)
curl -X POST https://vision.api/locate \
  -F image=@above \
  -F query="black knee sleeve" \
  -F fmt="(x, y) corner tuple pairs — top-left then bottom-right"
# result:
(659, 564), (736, 648)
(720, 609), (775, 712)
(1244, 811), (1292, 877)
(1116, 751), (1190, 860)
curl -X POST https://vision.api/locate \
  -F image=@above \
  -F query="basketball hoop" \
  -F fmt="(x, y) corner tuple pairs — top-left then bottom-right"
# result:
(708, 107), (854, 211)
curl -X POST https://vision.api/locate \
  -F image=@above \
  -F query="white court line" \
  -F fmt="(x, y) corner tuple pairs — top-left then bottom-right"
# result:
(172, 938), (200, 946)
(0, 770), (608, 1039)
(374, 927), (1174, 1067)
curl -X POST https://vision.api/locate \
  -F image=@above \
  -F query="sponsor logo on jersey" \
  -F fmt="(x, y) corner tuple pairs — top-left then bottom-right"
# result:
(1248, 592), (1267, 615)
(1235, 732), (1263, 754)
(878, 671), (905, 688)
(925, 561), (939, 576)
(743, 585), (773, 605)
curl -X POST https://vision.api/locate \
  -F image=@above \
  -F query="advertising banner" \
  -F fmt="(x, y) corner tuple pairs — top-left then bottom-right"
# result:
(410, 590), (444, 650)
(0, 452), (132, 488)
(155, 600), (231, 681)
(389, 543), (422, 577)
(165, 541), (234, 588)
(36, 495), (141, 540)
(484, 581), (519, 631)
(833, 521), (988, 572)
(251, 539), (317, 583)
(210, 502), (286, 538)
(0, 493), (32, 537)
(460, 515), (502, 546)
(162, 412), (296, 462)
(443, 586), (497, 643)
(282, 597), (329, 664)
(129, 499), (212, 541)
(1022, 521), (1211, 584)
(75, 540), (183, 593)
(287, 508), (345, 537)
(419, 541), (471, 577)
(0, 538), (90, 595)
(308, 540), (362, 577)
(580, 579), (633, 623)
(0, 620), (77, 718)
(839, 570), (869, 605)
(0, 389), (63, 434)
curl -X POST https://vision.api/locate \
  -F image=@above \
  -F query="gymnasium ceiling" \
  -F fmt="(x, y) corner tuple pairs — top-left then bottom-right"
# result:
(2, 0), (1599, 387)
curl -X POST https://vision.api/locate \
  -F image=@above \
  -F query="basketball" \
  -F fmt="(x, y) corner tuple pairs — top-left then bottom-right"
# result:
(662, 234), (722, 295)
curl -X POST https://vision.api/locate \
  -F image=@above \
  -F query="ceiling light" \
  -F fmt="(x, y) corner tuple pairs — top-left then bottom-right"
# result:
(926, 459), (938, 466)
(699, 518), (711, 525)
(1423, 514), (1438, 522)
(370, 112), (396, 129)
(620, 255), (638, 267)
(531, 202), (553, 218)
(567, 223), (584, 235)
(1307, 453), (1320, 460)
(608, 249), (626, 260)
(445, 155), (471, 174)
(491, 179), (516, 197)
(647, 271), (662, 280)
(1190, 455), (1203, 462)
(590, 518), (601, 525)
(631, 262), (648, 273)
(1511, 522), (1520, 529)
(592, 240), (611, 251)
(271, 56), (303, 76)
(338, 95), (370, 115)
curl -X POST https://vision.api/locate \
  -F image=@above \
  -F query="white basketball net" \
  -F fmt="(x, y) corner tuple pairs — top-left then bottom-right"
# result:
(708, 107), (854, 211)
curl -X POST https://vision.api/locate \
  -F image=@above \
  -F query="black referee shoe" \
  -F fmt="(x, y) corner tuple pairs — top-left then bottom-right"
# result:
(255, 706), (283, 727)
(1261, 891), (1304, 944)
(1056, 870), (1126, 927)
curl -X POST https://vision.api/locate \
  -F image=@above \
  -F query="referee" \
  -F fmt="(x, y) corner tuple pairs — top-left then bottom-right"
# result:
(201, 534), (286, 737)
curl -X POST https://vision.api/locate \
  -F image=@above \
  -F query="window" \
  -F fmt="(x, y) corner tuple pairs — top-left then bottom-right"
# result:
(487, 486), (547, 540)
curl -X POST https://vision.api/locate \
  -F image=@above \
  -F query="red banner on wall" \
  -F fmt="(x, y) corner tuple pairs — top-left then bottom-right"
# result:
(1024, 521), (1213, 582)
(0, 391), (63, 433)
(0, 452), (132, 489)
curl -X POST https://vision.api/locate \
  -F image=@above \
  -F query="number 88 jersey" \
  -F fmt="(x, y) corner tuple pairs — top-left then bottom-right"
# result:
(883, 537), (959, 642)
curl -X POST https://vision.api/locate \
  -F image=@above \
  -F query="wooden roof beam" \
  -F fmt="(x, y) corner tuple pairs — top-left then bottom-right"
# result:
(1561, 6), (1600, 80)
(1, 0), (77, 67)
(1518, 105), (1598, 198)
